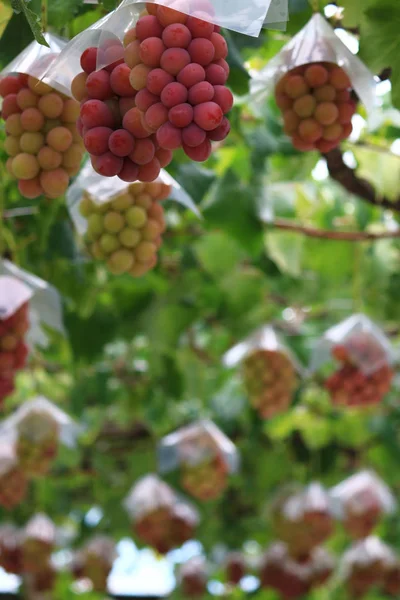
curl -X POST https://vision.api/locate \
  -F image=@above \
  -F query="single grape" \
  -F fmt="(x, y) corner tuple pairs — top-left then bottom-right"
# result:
(337, 102), (355, 124)
(207, 116), (230, 141)
(205, 64), (227, 85)
(28, 76), (52, 96)
(130, 138), (155, 164)
(186, 15), (214, 38)
(169, 103), (194, 128)
(71, 72), (88, 101)
(292, 134), (315, 152)
(140, 37), (166, 68)
(62, 144), (84, 168)
(81, 47), (98, 74)
(193, 101), (223, 131)
(304, 64), (329, 88)
(284, 75), (309, 99)
(38, 93), (64, 119)
(212, 85), (233, 114)
(86, 69), (113, 100)
(329, 67), (351, 90)
(135, 241), (157, 263)
(155, 147), (173, 167)
(109, 129), (135, 157)
(2, 94), (21, 119)
(147, 68), (174, 95)
(126, 206), (147, 228)
(145, 102), (169, 130)
(341, 122), (353, 139)
(316, 139), (337, 153)
(210, 32), (228, 60)
(188, 38), (215, 66)
(111, 192), (132, 211)
(47, 126), (73, 152)
(136, 15), (163, 41)
(104, 211), (125, 233)
(124, 41), (142, 69)
(293, 94), (316, 118)
(119, 228), (141, 248)
(137, 157), (161, 182)
(283, 110), (300, 134)
(108, 249), (135, 275)
(80, 99), (115, 129)
(142, 219), (161, 241)
(215, 58), (229, 75)
(0, 75), (22, 97)
(61, 98), (80, 123)
(160, 48), (191, 76)
(177, 63), (205, 89)
(119, 158), (140, 182)
(40, 168), (69, 198)
(109, 63), (136, 96)
(337, 90), (351, 103)
(135, 88), (158, 112)
(18, 177), (43, 199)
(160, 82), (188, 108)
(20, 132), (45, 154)
(323, 123), (343, 141)
(38, 146), (62, 170)
(84, 126), (113, 156)
(16, 88), (38, 110)
(102, 44), (125, 73)
(298, 118), (323, 143)
(156, 122), (183, 149)
(11, 153), (40, 179)
(315, 102), (339, 126)
(145, 2), (158, 16)
(20, 107), (44, 132)
(123, 107), (151, 138)
(182, 123), (206, 147)
(92, 152), (124, 177)
(188, 81), (214, 105)
(157, 5), (188, 27)
(124, 28), (137, 46)
(4, 136), (20, 157)
(183, 138), (212, 161)
(135, 192), (153, 209)
(162, 23), (192, 49)
(5, 114), (23, 136)
(314, 85), (336, 102)
(129, 64), (152, 91)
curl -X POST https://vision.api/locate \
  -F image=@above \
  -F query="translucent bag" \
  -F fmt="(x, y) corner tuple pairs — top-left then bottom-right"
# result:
(0, 524), (24, 575)
(0, 260), (65, 349)
(22, 514), (56, 573)
(67, 161), (199, 277)
(270, 482), (333, 559)
(0, 396), (81, 477)
(158, 419), (239, 501)
(0, 439), (28, 509)
(250, 13), (376, 116)
(178, 556), (208, 598)
(223, 325), (302, 419)
(341, 537), (395, 598)
(124, 474), (199, 553)
(330, 470), (396, 539)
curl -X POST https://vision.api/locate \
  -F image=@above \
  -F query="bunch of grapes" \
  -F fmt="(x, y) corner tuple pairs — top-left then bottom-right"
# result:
(79, 180), (170, 276)
(72, 39), (172, 182)
(325, 344), (393, 408)
(342, 489), (384, 539)
(124, 3), (233, 162)
(0, 302), (29, 406)
(384, 562), (400, 597)
(16, 410), (59, 477)
(27, 564), (57, 594)
(242, 350), (297, 419)
(181, 453), (228, 501)
(179, 558), (208, 598)
(275, 62), (356, 153)
(344, 542), (389, 599)
(22, 517), (55, 574)
(0, 526), (23, 575)
(72, 536), (115, 592)
(134, 503), (197, 554)
(0, 462), (28, 510)
(225, 552), (246, 585)
(0, 73), (83, 199)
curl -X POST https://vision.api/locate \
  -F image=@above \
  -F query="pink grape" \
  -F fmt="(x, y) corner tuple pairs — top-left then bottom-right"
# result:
(183, 138), (212, 161)
(135, 88), (158, 112)
(80, 47), (98, 74)
(130, 138), (155, 164)
(145, 103), (169, 130)
(109, 129), (135, 157)
(207, 116), (230, 140)
(0, 75), (23, 97)
(188, 81), (214, 105)
(177, 63), (205, 88)
(137, 157), (161, 182)
(129, 64), (152, 91)
(136, 15), (163, 41)
(81, 100), (115, 129)
(139, 37), (166, 67)
(162, 24), (192, 48)
(155, 147), (173, 167)
(169, 103), (194, 128)
(213, 85), (234, 114)
(147, 68), (174, 95)
(186, 16), (214, 39)
(92, 152), (124, 177)
(84, 127), (113, 155)
(2, 95), (21, 119)
(205, 64), (227, 85)
(103, 44), (124, 72)
(123, 107), (151, 138)
(119, 158), (140, 182)
(86, 69), (113, 100)
(188, 38), (215, 66)
(160, 48), (191, 76)
(156, 122), (182, 149)
(193, 101), (223, 130)
(160, 82), (188, 108)
(110, 63), (136, 96)
(20, 107), (44, 132)
(182, 123), (206, 147)
(215, 58), (229, 75)
(210, 32), (228, 60)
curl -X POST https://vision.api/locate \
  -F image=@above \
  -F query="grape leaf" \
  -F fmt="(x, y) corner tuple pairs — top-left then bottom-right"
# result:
(11, 0), (48, 46)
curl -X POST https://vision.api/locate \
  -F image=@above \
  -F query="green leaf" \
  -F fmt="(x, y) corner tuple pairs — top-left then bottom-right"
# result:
(265, 230), (304, 276)
(10, 0), (48, 45)
(194, 231), (246, 278)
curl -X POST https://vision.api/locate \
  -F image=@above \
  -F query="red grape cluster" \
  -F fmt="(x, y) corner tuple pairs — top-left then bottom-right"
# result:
(242, 349), (298, 419)
(344, 540), (392, 599)
(181, 453), (229, 501)
(275, 62), (356, 153)
(72, 39), (172, 182)
(225, 552), (246, 585)
(180, 558), (208, 598)
(0, 459), (28, 510)
(125, 3), (233, 161)
(0, 526), (23, 575)
(22, 515), (55, 574)
(134, 503), (197, 554)
(72, 536), (115, 593)
(325, 343), (393, 408)
(342, 487), (384, 539)
(0, 73), (83, 199)
(80, 180), (170, 276)
(0, 302), (29, 406)
(16, 409), (59, 477)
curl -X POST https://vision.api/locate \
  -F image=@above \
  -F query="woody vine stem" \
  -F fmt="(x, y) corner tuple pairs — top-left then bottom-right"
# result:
(41, 0), (48, 34)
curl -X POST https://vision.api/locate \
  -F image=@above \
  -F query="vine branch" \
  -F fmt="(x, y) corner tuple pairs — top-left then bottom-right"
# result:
(268, 217), (400, 241)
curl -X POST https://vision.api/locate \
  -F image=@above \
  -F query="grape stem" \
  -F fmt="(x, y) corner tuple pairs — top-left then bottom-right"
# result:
(41, 0), (48, 34)
(265, 218), (400, 242)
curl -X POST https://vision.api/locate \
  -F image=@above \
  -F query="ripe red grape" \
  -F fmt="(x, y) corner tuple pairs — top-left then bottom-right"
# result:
(160, 82), (188, 108)
(81, 47), (98, 74)
(135, 88), (158, 112)
(145, 102), (169, 130)
(139, 37), (166, 67)
(81, 99), (115, 129)
(110, 63), (136, 96)
(156, 122), (182, 149)
(109, 129), (135, 157)
(168, 103), (193, 127)
(177, 63), (205, 87)
(183, 137), (212, 161)
(188, 38), (215, 66)
(162, 23), (192, 48)
(92, 152), (124, 177)
(188, 81), (214, 105)
(182, 123), (206, 147)
(160, 48), (191, 75)
(193, 101), (223, 130)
